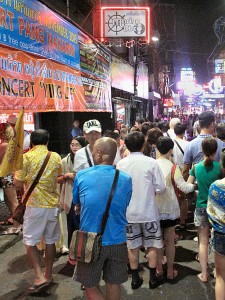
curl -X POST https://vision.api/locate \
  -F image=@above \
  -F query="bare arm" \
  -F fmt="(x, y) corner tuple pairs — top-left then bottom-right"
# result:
(182, 163), (191, 181)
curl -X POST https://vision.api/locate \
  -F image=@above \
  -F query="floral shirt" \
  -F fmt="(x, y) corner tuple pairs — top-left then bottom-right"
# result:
(15, 145), (62, 208)
(207, 180), (225, 233)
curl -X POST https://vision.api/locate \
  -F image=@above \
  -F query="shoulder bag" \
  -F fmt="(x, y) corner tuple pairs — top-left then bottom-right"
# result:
(171, 164), (186, 202)
(69, 169), (119, 263)
(13, 151), (51, 224)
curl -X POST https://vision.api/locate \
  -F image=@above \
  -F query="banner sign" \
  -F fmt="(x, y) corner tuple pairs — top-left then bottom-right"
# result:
(0, 0), (80, 69)
(100, 7), (150, 42)
(0, 45), (112, 112)
(0, 112), (34, 130)
(79, 32), (111, 81)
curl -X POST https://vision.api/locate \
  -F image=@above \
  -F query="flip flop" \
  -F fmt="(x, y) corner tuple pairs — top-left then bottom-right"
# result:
(28, 281), (51, 293)
(0, 219), (13, 226)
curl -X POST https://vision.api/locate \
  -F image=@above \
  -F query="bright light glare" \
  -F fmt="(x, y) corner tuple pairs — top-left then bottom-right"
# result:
(152, 36), (159, 42)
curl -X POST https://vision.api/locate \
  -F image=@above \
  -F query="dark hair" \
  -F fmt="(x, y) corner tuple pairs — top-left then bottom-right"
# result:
(198, 112), (215, 129)
(156, 136), (174, 155)
(141, 122), (151, 136)
(161, 121), (170, 133)
(202, 137), (218, 167)
(31, 129), (50, 146)
(174, 122), (186, 135)
(143, 128), (163, 157)
(125, 131), (145, 152)
(103, 130), (119, 140)
(69, 136), (88, 164)
(216, 123), (225, 140)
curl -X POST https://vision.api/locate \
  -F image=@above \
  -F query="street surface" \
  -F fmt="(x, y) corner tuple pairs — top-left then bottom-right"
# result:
(0, 204), (216, 300)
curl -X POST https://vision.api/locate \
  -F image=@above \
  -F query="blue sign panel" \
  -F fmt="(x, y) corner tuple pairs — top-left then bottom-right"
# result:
(0, 0), (80, 69)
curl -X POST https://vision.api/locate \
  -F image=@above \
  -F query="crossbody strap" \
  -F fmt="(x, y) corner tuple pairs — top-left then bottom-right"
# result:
(85, 146), (93, 167)
(100, 169), (119, 236)
(174, 140), (184, 155)
(22, 151), (51, 205)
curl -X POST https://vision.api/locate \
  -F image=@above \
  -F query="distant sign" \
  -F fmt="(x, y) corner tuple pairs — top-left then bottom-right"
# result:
(100, 7), (150, 42)
(180, 68), (194, 82)
(215, 59), (225, 74)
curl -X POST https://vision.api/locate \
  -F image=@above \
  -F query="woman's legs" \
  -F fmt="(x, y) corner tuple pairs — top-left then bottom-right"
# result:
(163, 226), (176, 278)
(197, 226), (209, 282)
(214, 252), (225, 300)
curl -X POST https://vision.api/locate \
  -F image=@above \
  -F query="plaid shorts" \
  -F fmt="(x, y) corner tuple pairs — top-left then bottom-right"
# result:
(73, 243), (128, 288)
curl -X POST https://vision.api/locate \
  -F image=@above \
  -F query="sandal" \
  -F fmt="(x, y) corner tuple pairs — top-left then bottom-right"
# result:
(0, 219), (13, 226)
(28, 281), (51, 294)
(1, 227), (22, 235)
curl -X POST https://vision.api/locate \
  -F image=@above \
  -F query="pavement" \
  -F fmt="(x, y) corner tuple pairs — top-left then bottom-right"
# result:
(0, 201), (22, 254)
(0, 200), (217, 299)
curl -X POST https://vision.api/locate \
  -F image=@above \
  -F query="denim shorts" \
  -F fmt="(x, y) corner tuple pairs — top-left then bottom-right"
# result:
(212, 231), (225, 256)
(194, 207), (210, 228)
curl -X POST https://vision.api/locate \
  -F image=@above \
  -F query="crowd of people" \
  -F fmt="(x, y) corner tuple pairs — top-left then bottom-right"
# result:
(0, 112), (225, 300)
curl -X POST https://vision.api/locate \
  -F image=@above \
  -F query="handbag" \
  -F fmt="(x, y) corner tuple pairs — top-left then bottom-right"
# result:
(69, 169), (119, 263)
(13, 151), (51, 224)
(171, 164), (186, 202)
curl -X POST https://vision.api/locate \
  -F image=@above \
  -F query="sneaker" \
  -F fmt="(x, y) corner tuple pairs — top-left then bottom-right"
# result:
(193, 236), (198, 242)
(1, 227), (22, 235)
(131, 277), (143, 289)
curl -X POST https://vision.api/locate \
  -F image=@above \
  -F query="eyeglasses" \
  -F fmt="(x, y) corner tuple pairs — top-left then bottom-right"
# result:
(70, 143), (80, 147)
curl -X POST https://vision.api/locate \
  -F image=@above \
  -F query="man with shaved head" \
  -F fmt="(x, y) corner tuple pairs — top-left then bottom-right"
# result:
(72, 137), (132, 300)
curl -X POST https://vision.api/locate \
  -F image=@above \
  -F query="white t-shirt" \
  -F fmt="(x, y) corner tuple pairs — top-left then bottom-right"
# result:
(74, 145), (93, 173)
(117, 152), (166, 223)
(173, 138), (189, 170)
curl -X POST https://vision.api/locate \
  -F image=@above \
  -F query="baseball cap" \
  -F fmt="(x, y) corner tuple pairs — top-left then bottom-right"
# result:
(7, 114), (17, 125)
(83, 119), (102, 133)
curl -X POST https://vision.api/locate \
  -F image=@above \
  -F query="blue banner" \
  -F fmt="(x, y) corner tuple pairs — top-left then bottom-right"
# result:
(0, 0), (80, 69)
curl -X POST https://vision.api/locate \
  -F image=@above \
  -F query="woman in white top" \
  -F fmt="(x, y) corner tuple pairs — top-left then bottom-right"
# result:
(156, 136), (194, 282)
(57, 137), (87, 251)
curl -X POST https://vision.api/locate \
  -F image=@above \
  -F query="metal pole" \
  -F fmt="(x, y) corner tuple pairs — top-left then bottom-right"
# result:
(67, 0), (70, 18)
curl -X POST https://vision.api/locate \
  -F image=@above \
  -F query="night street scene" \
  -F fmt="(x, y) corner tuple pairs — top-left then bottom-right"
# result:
(0, 0), (225, 299)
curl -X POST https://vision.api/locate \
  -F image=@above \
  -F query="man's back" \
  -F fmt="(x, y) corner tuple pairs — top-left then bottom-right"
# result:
(16, 145), (62, 207)
(183, 135), (224, 164)
(117, 152), (165, 223)
(73, 165), (132, 246)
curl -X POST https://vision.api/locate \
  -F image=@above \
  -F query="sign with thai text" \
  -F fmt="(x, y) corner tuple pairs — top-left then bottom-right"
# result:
(100, 7), (150, 42)
(0, 0), (80, 69)
(0, 45), (112, 112)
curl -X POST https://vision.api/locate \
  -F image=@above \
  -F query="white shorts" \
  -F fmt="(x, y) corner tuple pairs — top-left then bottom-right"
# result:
(126, 221), (163, 250)
(23, 207), (60, 246)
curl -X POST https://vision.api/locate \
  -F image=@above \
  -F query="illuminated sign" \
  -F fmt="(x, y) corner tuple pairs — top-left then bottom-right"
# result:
(180, 68), (194, 82)
(209, 78), (223, 94)
(100, 7), (150, 42)
(215, 59), (225, 74)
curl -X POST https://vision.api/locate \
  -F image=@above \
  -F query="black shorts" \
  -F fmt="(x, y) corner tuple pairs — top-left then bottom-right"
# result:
(160, 218), (179, 229)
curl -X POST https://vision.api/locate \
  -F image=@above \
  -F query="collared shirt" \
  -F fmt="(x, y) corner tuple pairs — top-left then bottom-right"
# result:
(117, 152), (166, 223)
(183, 134), (225, 165)
(15, 145), (62, 208)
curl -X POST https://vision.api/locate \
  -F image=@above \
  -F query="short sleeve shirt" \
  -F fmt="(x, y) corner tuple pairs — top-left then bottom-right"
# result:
(15, 145), (62, 208)
(190, 161), (222, 208)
